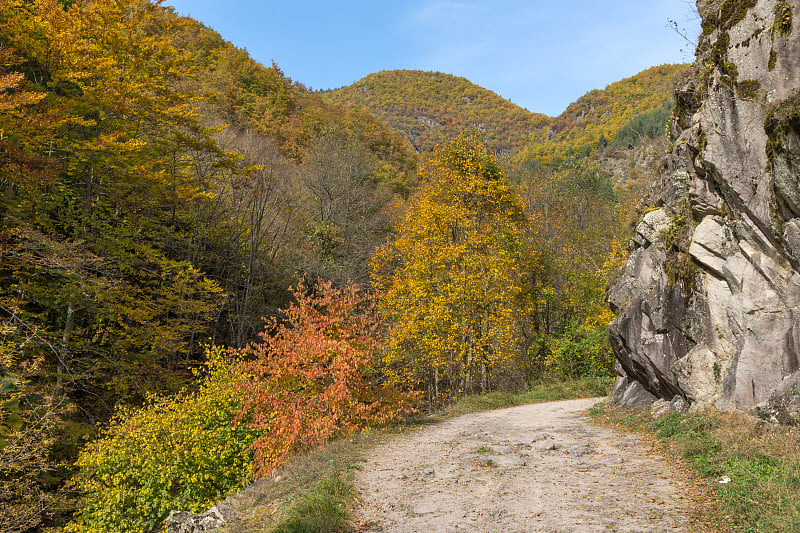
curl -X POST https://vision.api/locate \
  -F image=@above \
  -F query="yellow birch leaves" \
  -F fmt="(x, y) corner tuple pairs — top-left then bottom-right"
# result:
(373, 132), (528, 408)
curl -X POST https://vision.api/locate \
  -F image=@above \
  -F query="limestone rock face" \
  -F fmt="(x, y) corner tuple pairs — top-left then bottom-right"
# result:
(609, 0), (800, 421)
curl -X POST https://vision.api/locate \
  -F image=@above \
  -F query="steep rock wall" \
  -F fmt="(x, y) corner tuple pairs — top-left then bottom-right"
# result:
(609, 0), (800, 422)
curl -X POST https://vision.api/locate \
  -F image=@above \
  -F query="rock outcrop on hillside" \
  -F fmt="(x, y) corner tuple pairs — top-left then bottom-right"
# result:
(609, 0), (800, 422)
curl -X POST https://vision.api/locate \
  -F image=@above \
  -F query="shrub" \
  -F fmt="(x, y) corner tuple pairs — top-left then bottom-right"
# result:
(546, 317), (615, 379)
(64, 347), (258, 533)
(234, 279), (415, 477)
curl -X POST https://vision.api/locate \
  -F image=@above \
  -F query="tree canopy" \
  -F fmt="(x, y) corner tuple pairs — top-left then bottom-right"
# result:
(373, 133), (529, 408)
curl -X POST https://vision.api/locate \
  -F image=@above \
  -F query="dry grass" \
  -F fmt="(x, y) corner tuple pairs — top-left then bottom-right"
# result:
(218, 429), (395, 532)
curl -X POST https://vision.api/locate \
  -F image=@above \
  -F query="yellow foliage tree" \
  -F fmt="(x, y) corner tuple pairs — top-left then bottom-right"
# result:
(372, 132), (528, 409)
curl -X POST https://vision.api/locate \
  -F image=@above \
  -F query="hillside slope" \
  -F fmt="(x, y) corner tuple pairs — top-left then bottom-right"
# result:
(324, 70), (551, 155)
(0, 5), (422, 529)
(515, 64), (690, 167)
(174, 19), (418, 189)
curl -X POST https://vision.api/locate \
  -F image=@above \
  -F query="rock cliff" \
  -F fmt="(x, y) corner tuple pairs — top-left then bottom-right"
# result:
(609, 0), (800, 422)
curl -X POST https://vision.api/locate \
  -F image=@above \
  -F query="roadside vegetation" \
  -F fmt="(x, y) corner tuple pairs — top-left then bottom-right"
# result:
(591, 403), (800, 533)
(439, 375), (611, 418)
(58, 134), (621, 531)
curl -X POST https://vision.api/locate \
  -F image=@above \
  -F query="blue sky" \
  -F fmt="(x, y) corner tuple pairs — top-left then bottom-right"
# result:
(164, 1), (700, 117)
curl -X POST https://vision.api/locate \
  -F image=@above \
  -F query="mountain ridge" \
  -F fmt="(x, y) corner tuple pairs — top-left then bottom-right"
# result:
(323, 69), (551, 155)
(324, 65), (690, 168)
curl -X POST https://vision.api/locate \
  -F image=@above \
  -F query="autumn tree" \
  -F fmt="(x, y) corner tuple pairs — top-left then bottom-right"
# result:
(0, 2), (234, 525)
(0, 1), (416, 526)
(0, 0), (232, 402)
(0, 316), (66, 533)
(372, 132), (528, 409)
(514, 64), (687, 165)
(186, 127), (300, 346)
(512, 158), (625, 378)
(233, 279), (413, 476)
(298, 133), (394, 285)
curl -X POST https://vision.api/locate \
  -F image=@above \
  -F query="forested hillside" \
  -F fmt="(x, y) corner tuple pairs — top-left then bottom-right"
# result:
(324, 70), (551, 155)
(174, 23), (418, 191)
(0, 2), (416, 530)
(0, 1), (688, 531)
(514, 64), (690, 166)
(323, 66), (687, 162)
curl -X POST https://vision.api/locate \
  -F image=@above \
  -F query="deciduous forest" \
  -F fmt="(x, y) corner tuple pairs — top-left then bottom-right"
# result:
(0, 1), (686, 531)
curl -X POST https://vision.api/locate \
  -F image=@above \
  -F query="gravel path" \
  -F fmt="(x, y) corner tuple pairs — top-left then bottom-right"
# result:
(354, 398), (692, 532)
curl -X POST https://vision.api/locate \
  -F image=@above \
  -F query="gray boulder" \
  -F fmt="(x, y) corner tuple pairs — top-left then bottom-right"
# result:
(166, 504), (239, 533)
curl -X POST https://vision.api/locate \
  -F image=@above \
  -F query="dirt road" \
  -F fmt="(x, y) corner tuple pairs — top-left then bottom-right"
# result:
(355, 398), (692, 532)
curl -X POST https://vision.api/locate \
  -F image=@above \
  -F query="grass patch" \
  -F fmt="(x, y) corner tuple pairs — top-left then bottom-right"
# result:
(269, 476), (354, 533)
(440, 375), (612, 418)
(218, 430), (388, 533)
(591, 402), (800, 532)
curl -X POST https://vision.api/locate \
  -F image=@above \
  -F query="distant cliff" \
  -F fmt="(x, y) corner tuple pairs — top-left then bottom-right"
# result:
(609, 0), (800, 422)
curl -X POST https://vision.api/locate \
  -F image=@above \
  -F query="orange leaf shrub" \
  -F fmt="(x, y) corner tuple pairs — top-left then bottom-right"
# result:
(233, 279), (414, 476)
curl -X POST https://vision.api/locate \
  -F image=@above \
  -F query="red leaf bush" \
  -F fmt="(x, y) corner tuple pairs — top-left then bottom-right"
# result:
(233, 279), (414, 476)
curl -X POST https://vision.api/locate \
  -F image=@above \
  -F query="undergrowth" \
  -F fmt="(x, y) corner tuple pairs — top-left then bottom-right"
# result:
(219, 431), (385, 533)
(591, 403), (800, 532)
(269, 476), (355, 533)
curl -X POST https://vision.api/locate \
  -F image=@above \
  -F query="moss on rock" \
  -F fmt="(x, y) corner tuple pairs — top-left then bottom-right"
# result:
(765, 94), (800, 159)
(736, 79), (762, 100)
(701, 0), (758, 34)
(774, 1), (794, 37)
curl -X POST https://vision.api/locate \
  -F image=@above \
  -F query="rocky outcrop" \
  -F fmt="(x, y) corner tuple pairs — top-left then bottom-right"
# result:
(165, 504), (239, 533)
(609, 0), (800, 422)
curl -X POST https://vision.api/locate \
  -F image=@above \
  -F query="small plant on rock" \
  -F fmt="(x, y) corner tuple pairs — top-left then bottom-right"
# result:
(775, 1), (793, 36)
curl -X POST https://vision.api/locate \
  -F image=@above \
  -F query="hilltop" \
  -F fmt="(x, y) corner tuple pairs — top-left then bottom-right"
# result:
(324, 70), (551, 155)
(323, 65), (689, 172)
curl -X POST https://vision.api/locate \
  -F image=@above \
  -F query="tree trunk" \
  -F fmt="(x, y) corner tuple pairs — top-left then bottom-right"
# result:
(56, 300), (75, 397)
(434, 367), (439, 407)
